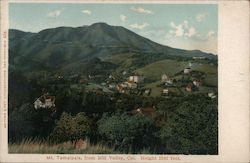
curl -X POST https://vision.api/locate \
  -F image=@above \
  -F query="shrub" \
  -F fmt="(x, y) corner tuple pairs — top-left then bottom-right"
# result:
(50, 112), (91, 144)
(8, 103), (55, 141)
(98, 113), (158, 153)
(159, 99), (218, 154)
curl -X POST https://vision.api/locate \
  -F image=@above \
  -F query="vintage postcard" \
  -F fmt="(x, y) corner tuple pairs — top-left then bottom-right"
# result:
(0, 0), (249, 162)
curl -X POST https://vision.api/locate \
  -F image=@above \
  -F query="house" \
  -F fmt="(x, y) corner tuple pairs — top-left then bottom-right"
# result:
(162, 88), (169, 95)
(101, 82), (106, 86)
(109, 75), (115, 79)
(120, 83), (128, 88)
(79, 79), (88, 84)
(129, 75), (144, 83)
(208, 92), (217, 99)
(144, 89), (151, 95)
(193, 79), (202, 87)
(130, 106), (156, 116)
(88, 75), (93, 79)
(165, 78), (173, 85)
(108, 83), (116, 89)
(193, 56), (206, 60)
(161, 74), (169, 82)
(57, 75), (63, 79)
(34, 94), (55, 109)
(116, 84), (125, 93)
(124, 81), (137, 89)
(184, 68), (192, 74)
(185, 83), (193, 92)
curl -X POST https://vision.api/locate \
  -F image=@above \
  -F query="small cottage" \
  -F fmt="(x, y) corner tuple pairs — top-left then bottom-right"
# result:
(185, 83), (193, 92)
(193, 79), (202, 87)
(34, 94), (56, 109)
(130, 106), (156, 116)
(108, 83), (116, 89)
(162, 88), (169, 95)
(165, 79), (173, 85)
(116, 84), (125, 93)
(79, 79), (88, 84)
(161, 74), (169, 82)
(193, 56), (206, 60)
(125, 81), (137, 89)
(208, 92), (216, 99)
(144, 89), (151, 95)
(129, 75), (144, 83)
(184, 68), (192, 74)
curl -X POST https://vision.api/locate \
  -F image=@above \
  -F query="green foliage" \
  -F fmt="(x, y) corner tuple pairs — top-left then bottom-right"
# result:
(8, 103), (55, 142)
(98, 113), (158, 153)
(9, 138), (117, 154)
(159, 95), (218, 154)
(50, 112), (91, 143)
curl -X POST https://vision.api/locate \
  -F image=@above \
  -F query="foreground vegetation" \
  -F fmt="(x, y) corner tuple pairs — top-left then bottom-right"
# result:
(9, 138), (117, 154)
(9, 91), (217, 154)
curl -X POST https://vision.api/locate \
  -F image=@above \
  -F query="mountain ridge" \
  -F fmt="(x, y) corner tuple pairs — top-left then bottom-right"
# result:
(9, 22), (217, 72)
(9, 22), (217, 55)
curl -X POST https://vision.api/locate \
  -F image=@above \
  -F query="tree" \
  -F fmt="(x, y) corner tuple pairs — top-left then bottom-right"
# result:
(159, 95), (218, 154)
(9, 103), (55, 142)
(98, 113), (158, 153)
(50, 112), (91, 144)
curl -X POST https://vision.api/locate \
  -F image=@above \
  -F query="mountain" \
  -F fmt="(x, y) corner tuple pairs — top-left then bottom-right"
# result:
(9, 22), (217, 72)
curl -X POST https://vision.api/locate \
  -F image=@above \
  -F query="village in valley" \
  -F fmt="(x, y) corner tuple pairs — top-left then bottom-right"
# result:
(33, 57), (217, 113)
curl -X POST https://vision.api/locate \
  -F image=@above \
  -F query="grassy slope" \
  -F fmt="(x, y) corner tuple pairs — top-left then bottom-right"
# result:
(136, 59), (217, 96)
(192, 64), (218, 86)
(9, 139), (116, 154)
(9, 138), (152, 154)
(144, 81), (162, 97)
(105, 53), (134, 65)
(135, 59), (188, 81)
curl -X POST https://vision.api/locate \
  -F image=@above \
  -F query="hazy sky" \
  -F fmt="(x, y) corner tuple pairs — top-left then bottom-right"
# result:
(9, 3), (218, 54)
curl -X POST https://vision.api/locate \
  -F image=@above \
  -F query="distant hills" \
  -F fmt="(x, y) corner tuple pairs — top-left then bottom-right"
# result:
(9, 22), (217, 73)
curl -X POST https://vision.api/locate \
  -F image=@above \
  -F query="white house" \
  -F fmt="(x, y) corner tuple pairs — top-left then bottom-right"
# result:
(34, 94), (55, 109)
(193, 80), (201, 87)
(193, 56), (206, 60)
(161, 74), (169, 82)
(129, 75), (144, 83)
(162, 89), (169, 95)
(165, 79), (173, 85)
(145, 89), (151, 95)
(108, 83), (116, 89)
(109, 75), (114, 79)
(34, 99), (43, 109)
(184, 68), (192, 74)
(208, 92), (216, 99)
(125, 81), (137, 89)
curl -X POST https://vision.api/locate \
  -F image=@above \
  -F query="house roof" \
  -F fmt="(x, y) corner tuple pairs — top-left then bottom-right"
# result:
(38, 94), (55, 103)
(126, 81), (137, 84)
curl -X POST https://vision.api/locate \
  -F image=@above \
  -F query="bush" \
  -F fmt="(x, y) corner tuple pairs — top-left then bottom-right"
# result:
(8, 103), (55, 142)
(159, 98), (218, 154)
(50, 112), (91, 143)
(98, 113), (159, 153)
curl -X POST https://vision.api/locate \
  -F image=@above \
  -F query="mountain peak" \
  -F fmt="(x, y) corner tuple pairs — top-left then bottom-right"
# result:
(90, 22), (110, 28)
